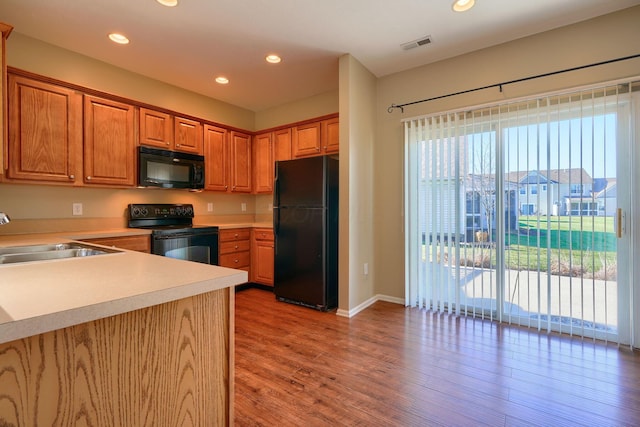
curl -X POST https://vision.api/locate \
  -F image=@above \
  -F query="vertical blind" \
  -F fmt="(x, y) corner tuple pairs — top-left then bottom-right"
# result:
(405, 81), (638, 344)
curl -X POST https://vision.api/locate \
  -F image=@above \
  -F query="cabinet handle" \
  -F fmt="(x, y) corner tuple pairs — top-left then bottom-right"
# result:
(69, 174), (75, 179)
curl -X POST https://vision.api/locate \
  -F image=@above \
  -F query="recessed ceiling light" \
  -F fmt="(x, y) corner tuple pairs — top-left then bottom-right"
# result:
(108, 33), (130, 45)
(215, 76), (229, 85)
(452, 0), (475, 12)
(265, 54), (282, 64)
(156, 0), (178, 6)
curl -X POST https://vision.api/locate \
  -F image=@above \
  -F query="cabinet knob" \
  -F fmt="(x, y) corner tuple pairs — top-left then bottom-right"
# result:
(316, 147), (320, 151)
(234, 233), (239, 237)
(69, 174), (75, 179)
(234, 245), (239, 249)
(176, 144), (181, 147)
(225, 185), (228, 189)
(86, 176), (92, 180)
(166, 142), (170, 146)
(234, 259), (239, 263)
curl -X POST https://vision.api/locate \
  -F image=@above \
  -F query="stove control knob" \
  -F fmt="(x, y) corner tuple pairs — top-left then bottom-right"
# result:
(186, 206), (194, 216)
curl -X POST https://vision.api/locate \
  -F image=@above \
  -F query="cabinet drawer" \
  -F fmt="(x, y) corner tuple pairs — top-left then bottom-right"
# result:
(220, 240), (251, 254)
(253, 228), (273, 241)
(219, 229), (251, 242)
(220, 251), (250, 268)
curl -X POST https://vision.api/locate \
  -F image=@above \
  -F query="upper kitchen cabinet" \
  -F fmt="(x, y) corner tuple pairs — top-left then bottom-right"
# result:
(83, 95), (136, 186)
(291, 121), (321, 158)
(291, 115), (339, 158)
(204, 126), (251, 193)
(174, 116), (203, 154)
(5, 74), (82, 184)
(230, 131), (252, 193)
(0, 22), (12, 175)
(139, 107), (203, 155)
(253, 132), (273, 194)
(321, 116), (339, 154)
(204, 124), (229, 191)
(273, 128), (292, 162)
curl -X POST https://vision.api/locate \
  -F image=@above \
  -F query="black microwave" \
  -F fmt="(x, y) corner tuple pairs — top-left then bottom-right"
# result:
(138, 146), (205, 189)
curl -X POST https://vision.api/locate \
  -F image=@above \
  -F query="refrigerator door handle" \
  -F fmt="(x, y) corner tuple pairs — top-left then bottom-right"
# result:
(273, 207), (279, 256)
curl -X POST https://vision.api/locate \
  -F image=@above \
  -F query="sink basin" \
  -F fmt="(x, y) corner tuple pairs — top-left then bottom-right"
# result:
(0, 243), (86, 255)
(0, 242), (120, 264)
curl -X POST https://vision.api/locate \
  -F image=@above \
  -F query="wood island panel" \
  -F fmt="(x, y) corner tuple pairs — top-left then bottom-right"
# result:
(0, 288), (233, 427)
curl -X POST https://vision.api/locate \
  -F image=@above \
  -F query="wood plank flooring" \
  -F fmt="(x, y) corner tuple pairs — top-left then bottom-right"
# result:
(234, 288), (640, 427)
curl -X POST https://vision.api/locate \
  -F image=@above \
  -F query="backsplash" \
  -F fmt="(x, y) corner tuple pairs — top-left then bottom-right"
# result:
(0, 183), (272, 234)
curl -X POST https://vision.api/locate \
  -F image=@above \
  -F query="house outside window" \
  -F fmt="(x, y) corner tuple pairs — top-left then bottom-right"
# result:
(531, 187), (538, 195)
(570, 184), (583, 194)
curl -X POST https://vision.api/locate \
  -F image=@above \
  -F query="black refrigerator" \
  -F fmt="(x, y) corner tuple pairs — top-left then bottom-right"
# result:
(273, 155), (338, 311)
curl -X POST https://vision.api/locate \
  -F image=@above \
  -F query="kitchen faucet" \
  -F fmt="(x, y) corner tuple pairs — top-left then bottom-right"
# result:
(0, 212), (10, 225)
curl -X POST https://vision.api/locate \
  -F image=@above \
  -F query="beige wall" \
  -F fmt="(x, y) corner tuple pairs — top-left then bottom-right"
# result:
(6, 33), (254, 130)
(338, 54), (376, 313)
(255, 90), (338, 130)
(373, 5), (640, 300)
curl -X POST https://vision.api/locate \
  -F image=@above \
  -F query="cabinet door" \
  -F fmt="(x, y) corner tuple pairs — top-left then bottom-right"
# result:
(7, 75), (82, 183)
(230, 131), (251, 193)
(253, 132), (273, 194)
(174, 116), (203, 154)
(253, 239), (274, 285)
(139, 107), (172, 149)
(292, 122), (321, 158)
(204, 124), (229, 191)
(322, 117), (339, 154)
(83, 95), (135, 186)
(273, 128), (292, 162)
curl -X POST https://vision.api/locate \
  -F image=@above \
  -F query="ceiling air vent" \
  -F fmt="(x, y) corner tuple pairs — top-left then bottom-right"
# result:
(401, 35), (433, 51)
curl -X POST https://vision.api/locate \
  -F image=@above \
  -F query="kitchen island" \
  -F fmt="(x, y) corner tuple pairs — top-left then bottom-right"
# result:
(0, 236), (246, 426)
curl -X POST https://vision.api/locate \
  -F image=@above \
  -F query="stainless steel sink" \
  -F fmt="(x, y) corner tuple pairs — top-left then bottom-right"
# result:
(0, 242), (120, 264)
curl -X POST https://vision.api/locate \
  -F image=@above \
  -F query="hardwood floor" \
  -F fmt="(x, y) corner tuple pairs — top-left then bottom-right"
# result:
(234, 288), (640, 426)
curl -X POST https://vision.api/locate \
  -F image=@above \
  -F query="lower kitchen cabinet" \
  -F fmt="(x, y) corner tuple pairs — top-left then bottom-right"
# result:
(219, 228), (251, 278)
(79, 235), (151, 253)
(251, 228), (274, 286)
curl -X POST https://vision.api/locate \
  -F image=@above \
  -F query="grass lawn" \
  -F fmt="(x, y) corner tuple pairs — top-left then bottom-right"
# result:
(519, 215), (614, 232)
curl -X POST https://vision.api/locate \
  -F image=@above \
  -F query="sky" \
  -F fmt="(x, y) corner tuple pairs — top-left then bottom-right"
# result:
(467, 113), (619, 180)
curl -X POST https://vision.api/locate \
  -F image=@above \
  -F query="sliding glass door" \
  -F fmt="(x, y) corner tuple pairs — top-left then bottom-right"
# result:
(405, 82), (636, 344)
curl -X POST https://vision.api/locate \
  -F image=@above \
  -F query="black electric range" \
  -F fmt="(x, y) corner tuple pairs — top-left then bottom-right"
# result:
(128, 203), (219, 265)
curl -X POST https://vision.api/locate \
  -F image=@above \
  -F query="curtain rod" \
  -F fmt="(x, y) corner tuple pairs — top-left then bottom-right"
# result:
(387, 53), (640, 113)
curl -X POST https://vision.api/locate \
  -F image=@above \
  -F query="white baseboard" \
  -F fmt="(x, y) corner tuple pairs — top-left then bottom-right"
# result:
(335, 294), (404, 318)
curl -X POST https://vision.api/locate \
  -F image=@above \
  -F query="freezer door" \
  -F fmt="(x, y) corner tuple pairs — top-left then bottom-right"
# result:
(274, 156), (325, 207)
(274, 206), (326, 308)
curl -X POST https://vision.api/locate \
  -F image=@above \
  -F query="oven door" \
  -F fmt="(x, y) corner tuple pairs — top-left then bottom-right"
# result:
(152, 231), (219, 265)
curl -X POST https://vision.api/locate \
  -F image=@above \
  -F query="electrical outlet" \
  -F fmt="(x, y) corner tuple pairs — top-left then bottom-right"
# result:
(207, 202), (213, 212)
(241, 203), (246, 212)
(72, 203), (83, 216)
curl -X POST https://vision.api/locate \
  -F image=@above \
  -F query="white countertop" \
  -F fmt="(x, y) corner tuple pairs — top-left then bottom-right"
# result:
(0, 235), (248, 344)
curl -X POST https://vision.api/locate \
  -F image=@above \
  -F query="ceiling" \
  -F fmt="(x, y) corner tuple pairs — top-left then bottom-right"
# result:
(1, 0), (639, 112)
